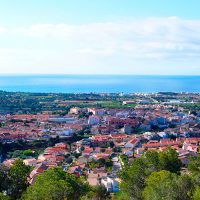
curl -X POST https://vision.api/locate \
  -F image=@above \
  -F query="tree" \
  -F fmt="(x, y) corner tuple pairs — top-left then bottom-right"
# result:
(21, 167), (90, 200)
(158, 148), (182, 174)
(113, 147), (122, 153)
(109, 141), (115, 148)
(142, 150), (160, 172)
(66, 157), (73, 164)
(142, 148), (182, 174)
(48, 136), (60, 147)
(8, 159), (31, 200)
(80, 146), (85, 152)
(105, 159), (113, 168)
(119, 149), (182, 199)
(97, 158), (106, 166)
(0, 164), (9, 192)
(191, 172), (200, 186)
(23, 149), (34, 157)
(119, 154), (128, 165)
(73, 152), (81, 159)
(0, 142), (3, 155)
(188, 155), (200, 173)
(93, 185), (111, 200)
(193, 186), (200, 200)
(142, 170), (192, 200)
(0, 193), (10, 200)
(119, 158), (147, 200)
(100, 148), (105, 153)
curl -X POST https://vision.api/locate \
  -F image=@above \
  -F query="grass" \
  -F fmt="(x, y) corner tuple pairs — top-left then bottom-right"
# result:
(78, 101), (136, 109)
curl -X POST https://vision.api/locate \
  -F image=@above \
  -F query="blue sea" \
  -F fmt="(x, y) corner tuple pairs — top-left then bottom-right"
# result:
(0, 75), (199, 93)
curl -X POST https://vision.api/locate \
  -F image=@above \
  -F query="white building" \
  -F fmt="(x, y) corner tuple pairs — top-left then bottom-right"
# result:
(88, 108), (105, 116)
(23, 158), (37, 167)
(69, 107), (80, 114)
(57, 128), (73, 136)
(48, 117), (77, 123)
(101, 176), (119, 192)
(88, 116), (100, 125)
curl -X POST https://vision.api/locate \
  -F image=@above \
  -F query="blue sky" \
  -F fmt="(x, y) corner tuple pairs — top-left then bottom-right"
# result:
(0, 0), (200, 74)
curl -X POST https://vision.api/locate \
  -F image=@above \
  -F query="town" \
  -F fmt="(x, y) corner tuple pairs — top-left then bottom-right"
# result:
(0, 91), (200, 199)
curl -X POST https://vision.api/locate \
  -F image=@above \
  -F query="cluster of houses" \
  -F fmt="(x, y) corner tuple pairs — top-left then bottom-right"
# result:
(0, 113), (84, 142)
(1, 100), (200, 192)
(4, 132), (199, 192)
(0, 102), (200, 142)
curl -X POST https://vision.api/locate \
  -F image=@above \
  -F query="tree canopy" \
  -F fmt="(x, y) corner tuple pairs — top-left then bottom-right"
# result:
(119, 148), (183, 199)
(21, 167), (90, 200)
(8, 159), (31, 200)
(142, 170), (192, 200)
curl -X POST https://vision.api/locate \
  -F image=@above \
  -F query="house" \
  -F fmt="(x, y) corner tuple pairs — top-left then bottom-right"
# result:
(122, 124), (133, 134)
(87, 173), (107, 186)
(68, 164), (85, 177)
(88, 116), (100, 125)
(29, 163), (48, 184)
(54, 143), (67, 149)
(124, 138), (140, 149)
(110, 134), (129, 143)
(93, 153), (110, 160)
(57, 128), (73, 137)
(91, 135), (110, 146)
(135, 147), (145, 155)
(122, 101), (135, 105)
(101, 176), (119, 192)
(3, 158), (17, 167)
(157, 132), (169, 138)
(82, 147), (93, 157)
(69, 107), (80, 115)
(142, 139), (182, 149)
(48, 116), (77, 123)
(88, 108), (105, 116)
(122, 148), (134, 156)
(23, 158), (38, 166)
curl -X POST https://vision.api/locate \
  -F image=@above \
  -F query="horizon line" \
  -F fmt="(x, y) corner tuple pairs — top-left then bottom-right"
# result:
(0, 73), (200, 76)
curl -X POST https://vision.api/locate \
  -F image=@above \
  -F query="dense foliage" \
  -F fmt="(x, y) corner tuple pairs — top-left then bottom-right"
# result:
(0, 160), (110, 200)
(1, 149), (200, 200)
(21, 167), (90, 200)
(117, 149), (200, 200)
(0, 91), (136, 114)
(0, 159), (31, 200)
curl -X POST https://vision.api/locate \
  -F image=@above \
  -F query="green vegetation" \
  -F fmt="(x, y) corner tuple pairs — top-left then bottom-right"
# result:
(21, 167), (90, 200)
(94, 101), (136, 109)
(188, 155), (200, 173)
(8, 149), (40, 159)
(8, 160), (31, 200)
(193, 187), (200, 200)
(142, 170), (192, 200)
(117, 149), (200, 200)
(0, 159), (31, 200)
(113, 147), (122, 153)
(88, 158), (113, 170)
(1, 150), (200, 199)
(119, 154), (128, 166)
(0, 134), (92, 160)
(180, 103), (200, 112)
(82, 185), (111, 200)
(21, 166), (111, 200)
(0, 193), (10, 200)
(0, 91), (137, 114)
(0, 140), (46, 160)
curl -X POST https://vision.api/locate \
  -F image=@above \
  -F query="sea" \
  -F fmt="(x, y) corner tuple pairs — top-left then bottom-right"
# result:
(0, 75), (200, 93)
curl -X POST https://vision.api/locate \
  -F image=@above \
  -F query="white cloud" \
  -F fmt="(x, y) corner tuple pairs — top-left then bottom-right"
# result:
(0, 26), (5, 33)
(1, 17), (200, 74)
(13, 17), (200, 59)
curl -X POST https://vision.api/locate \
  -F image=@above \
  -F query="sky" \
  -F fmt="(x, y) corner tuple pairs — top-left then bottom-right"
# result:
(0, 0), (200, 75)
